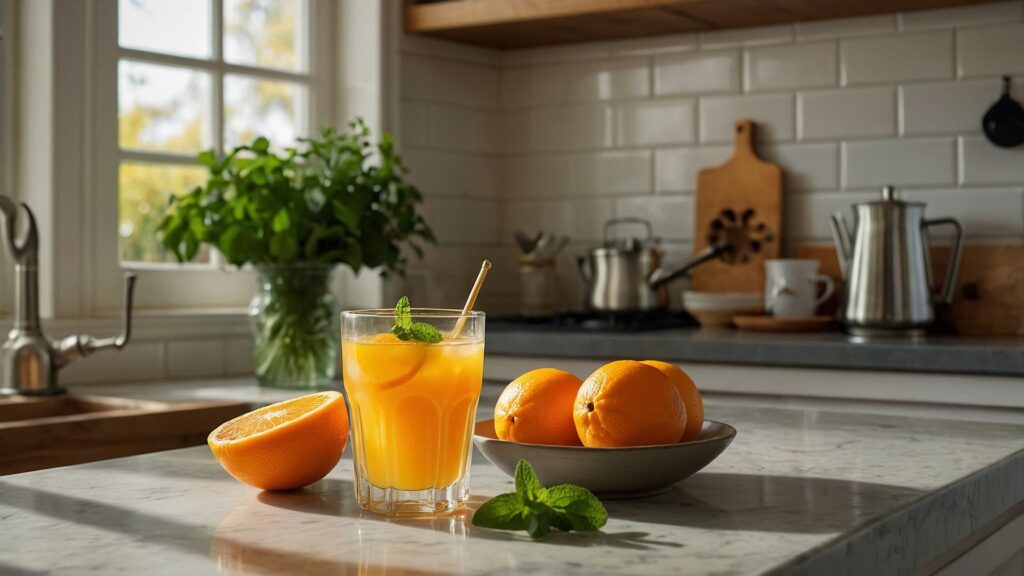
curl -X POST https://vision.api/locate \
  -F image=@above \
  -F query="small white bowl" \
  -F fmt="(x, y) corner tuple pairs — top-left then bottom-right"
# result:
(683, 291), (762, 327)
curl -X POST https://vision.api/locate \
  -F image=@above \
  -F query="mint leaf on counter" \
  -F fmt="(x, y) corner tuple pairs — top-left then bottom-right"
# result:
(391, 296), (442, 343)
(472, 459), (608, 539)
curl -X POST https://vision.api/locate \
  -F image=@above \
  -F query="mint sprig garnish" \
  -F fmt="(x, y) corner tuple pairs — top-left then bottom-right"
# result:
(390, 296), (442, 344)
(472, 459), (608, 539)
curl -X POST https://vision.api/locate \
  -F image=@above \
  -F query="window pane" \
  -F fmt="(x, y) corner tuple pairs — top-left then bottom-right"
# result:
(224, 75), (307, 149)
(119, 162), (211, 264)
(119, 0), (212, 59)
(119, 61), (212, 153)
(224, 0), (306, 72)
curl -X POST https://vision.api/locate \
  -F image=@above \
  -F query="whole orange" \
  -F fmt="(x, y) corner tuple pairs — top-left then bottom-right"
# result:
(494, 368), (583, 446)
(641, 360), (704, 442)
(208, 391), (349, 490)
(574, 360), (685, 447)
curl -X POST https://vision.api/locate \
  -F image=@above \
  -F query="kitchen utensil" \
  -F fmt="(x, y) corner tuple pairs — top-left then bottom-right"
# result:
(519, 257), (558, 317)
(764, 259), (835, 319)
(682, 291), (762, 327)
(473, 419), (736, 499)
(577, 218), (666, 312)
(732, 314), (835, 333)
(693, 119), (782, 294)
(514, 230), (541, 255)
(831, 186), (964, 337)
(577, 218), (732, 312)
(982, 76), (1024, 149)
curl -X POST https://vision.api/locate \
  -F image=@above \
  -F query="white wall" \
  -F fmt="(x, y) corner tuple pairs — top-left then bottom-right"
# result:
(399, 2), (1024, 312)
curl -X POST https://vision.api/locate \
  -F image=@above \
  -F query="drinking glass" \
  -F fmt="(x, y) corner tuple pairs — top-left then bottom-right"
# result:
(341, 309), (485, 516)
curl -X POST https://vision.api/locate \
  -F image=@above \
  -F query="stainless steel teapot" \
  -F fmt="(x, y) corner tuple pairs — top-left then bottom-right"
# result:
(830, 186), (964, 337)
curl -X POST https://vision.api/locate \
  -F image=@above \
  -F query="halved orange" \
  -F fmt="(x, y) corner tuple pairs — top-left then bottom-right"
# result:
(208, 391), (349, 491)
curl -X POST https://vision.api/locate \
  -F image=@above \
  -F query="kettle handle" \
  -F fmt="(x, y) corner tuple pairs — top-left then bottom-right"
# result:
(577, 255), (594, 284)
(604, 218), (654, 244)
(922, 218), (965, 305)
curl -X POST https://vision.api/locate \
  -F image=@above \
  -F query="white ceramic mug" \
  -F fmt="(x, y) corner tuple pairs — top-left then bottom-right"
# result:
(764, 259), (835, 318)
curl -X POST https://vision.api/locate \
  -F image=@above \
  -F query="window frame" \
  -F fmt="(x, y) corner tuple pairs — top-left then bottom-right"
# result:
(89, 0), (334, 313)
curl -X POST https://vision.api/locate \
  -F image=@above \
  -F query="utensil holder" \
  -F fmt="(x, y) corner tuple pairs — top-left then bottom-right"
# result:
(519, 258), (558, 317)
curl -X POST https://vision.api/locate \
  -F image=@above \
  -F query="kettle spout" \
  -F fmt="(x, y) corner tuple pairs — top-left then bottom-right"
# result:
(830, 213), (852, 279)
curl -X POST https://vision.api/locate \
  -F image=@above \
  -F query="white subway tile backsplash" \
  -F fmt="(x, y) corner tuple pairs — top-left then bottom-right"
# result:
(421, 198), (500, 244)
(901, 188), (1024, 237)
(700, 24), (794, 50)
(500, 65), (567, 108)
(615, 195), (694, 241)
(844, 138), (957, 188)
(503, 198), (614, 242)
(654, 50), (741, 95)
(568, 57), (650, 102)
(400, 101), (428, 148)
(700, 93), (795, 144)
(402, 4), (1024, 312)
(901, 79), (1003, 136)
(167, 340), (225, 378)
(655, 146), (733, 193)
(957, 23), (1024, 77)
(62, 342), (164, 384)
(960, 136), (1024, 185)
(796, 15), (897, 41)
(427, 105), (500, 154)
(841, 31), (954, 85)
(615, 99), (696, 147)
(224, 338), (254, 376)
(404, 149), (500, 199)
(786, 190), (876, 240)
(570, 151), (652, 195)
(899, 2), (1023, 31)
(503, 155), (571, 198)
(799, 87), (896, 140)
(745, 42), (837, 92)
(402, 55), (498, 108)
(505, 105), (614, 153)
(760, 143), (840, 191)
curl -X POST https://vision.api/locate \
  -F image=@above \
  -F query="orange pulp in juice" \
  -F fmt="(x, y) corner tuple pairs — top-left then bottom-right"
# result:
(342, 333), (484, 491)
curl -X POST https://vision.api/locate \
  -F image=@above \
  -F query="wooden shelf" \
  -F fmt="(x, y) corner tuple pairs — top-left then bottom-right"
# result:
(405, 0), (998, 49)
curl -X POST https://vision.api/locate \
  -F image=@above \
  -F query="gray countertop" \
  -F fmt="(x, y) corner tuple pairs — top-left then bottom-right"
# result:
(2, 379), (1023, 575)
(487, 327), (1024, 376)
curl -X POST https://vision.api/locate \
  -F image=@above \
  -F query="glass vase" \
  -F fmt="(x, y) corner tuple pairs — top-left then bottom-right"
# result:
(249, 264), (338, 389)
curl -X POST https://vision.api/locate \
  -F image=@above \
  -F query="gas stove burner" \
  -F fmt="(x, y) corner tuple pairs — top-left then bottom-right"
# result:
(490, 310), (697, 333)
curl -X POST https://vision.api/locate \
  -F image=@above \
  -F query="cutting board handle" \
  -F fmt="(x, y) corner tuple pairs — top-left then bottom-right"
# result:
(733, 119), (756, 158)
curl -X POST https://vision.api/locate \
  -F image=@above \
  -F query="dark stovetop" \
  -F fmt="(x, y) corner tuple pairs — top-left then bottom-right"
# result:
(488, 310), (698, 333)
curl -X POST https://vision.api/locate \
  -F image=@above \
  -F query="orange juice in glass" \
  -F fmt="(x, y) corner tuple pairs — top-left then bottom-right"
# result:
(341, 308), (484, 515)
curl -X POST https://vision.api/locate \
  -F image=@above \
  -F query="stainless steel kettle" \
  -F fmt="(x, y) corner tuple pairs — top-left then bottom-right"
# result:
(830, 186), (964, 337)
(577, 218), (729, 312)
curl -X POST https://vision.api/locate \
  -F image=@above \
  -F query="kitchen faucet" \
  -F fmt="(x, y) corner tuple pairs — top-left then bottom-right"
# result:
(0, 195), (137, 395)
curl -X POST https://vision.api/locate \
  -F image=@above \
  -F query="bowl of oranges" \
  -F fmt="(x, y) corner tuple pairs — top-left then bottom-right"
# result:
(474, 360), (735, 499)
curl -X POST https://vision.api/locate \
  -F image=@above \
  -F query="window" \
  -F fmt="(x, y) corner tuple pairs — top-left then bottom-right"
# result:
(90, 0), (331, 311)
(117, 0), (311, 265)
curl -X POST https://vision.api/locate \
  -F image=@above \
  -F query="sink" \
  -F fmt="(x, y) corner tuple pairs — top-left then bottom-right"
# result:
(0, 395), (249, 475)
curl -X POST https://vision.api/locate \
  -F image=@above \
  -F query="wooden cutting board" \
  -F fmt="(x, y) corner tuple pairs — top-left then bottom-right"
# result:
(693, 119), (782, 293)
(796, 244), (1024, 336)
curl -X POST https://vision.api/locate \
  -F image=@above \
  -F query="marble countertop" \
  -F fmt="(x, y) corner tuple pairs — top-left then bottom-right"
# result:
(2, 380), (1023, 575)
(487, 327), (1024, 376)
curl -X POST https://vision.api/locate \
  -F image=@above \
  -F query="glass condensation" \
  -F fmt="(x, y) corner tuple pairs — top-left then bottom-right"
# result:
(342, 310), (485, 516)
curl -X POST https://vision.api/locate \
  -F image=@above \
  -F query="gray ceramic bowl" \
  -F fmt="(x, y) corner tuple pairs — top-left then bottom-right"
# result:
(473, 419), (736, 499)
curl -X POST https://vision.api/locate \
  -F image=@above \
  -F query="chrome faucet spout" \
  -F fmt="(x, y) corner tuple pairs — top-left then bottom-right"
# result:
(1, 195), (138, 395)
